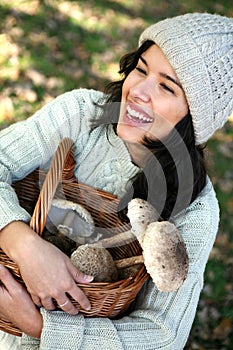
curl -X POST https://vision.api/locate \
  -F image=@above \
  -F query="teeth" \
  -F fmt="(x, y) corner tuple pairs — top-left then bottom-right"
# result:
(127, 105), (153, 123)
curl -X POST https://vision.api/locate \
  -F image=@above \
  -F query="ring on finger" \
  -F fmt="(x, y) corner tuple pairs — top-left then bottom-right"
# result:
(58, 300), (69, 307)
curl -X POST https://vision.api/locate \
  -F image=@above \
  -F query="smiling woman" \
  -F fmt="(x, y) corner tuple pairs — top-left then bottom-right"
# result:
(117, 44), (188, 145)
(0, 12), (232, 350)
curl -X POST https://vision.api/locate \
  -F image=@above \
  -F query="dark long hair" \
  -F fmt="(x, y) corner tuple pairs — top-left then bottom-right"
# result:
(94, 40), (207, 220)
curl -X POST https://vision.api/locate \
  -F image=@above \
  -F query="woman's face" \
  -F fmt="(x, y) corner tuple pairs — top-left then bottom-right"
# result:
(117, 44), (189, 144)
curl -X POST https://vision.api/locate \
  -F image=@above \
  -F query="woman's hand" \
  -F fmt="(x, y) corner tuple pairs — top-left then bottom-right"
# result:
(0, 221), (93, 315)
(0, 264), (43, 338)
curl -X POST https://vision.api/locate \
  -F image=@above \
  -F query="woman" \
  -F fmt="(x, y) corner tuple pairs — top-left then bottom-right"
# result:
(0, 12), (232, 349)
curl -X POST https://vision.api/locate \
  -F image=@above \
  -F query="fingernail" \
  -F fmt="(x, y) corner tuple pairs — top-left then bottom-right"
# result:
(84, 275), (94, 282)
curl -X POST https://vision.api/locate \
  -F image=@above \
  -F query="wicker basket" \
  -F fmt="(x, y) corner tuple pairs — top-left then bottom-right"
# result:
(0, 138), (149, 336)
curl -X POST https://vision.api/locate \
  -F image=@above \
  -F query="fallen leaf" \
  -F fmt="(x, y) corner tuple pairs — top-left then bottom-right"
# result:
(213, 318), (232, 339)
(0, 96), (14, 121)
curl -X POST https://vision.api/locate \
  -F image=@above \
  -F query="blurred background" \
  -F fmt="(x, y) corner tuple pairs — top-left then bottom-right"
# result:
(0, 0), (232, 348)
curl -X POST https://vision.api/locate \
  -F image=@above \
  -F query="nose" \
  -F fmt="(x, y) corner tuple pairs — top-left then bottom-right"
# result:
(130, 76), (155, 103)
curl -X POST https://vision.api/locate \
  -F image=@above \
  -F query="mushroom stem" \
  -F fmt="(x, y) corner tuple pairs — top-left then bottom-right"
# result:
(115, 255), (144, 269)
(63, 210), (75, 227)
(89, 230), (135, 248)
(57, 210), (75, 236)
(87, 198), (159, 249)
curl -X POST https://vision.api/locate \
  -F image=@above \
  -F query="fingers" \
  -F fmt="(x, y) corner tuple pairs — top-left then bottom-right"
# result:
(56, 297), (79, 315)
(0, 257), (93, 315)
(69, 262), (93, 284)
(56, 283), (91, 314)
(65, 264), (93, 313)
(76, 272), (94, 283)
(0, 264), (20, 292)
(0, 264), (43, 338)
(32, 289), (89, 315)
(31, 294), (56, 310)
(57, 300), (69, 308)
(67, 285), (92, 313)
(31, 295), (42, 307)
(41, 297), (56, 310)
(0, 266), (54, 311)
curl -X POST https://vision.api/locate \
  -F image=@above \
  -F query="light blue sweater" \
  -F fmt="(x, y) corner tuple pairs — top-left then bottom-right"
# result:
(0, 89), (220, 349)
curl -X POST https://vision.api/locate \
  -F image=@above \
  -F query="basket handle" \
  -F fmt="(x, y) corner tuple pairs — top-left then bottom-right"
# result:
(29, 138), (74, 236)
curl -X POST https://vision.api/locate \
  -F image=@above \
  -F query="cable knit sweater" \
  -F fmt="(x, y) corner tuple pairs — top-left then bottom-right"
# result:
(0, 89), (220, 349)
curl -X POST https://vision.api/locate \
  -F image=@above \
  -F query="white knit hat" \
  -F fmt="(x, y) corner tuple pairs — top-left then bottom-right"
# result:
(139, 13), (233, 144)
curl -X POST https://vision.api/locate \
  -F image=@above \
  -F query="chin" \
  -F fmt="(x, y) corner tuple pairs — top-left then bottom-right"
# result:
(117, 125), (140, 143)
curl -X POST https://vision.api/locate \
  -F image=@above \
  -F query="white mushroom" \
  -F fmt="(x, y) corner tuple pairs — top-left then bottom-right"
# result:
(47, 197), (189, 290)
(46, 199), (95, 243)
(127, 198), (160, 242)
(127, 199), (189, 291)
(89, 198), (189, 292)
(137, 221), (188, 292)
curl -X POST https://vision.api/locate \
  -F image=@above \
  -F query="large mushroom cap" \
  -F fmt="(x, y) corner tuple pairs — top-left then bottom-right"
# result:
(142, 221), (189, 292)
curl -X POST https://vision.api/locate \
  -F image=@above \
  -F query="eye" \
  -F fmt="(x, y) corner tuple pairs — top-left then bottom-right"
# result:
(135, 66), (147, 75)
(160, 83), (175, 94)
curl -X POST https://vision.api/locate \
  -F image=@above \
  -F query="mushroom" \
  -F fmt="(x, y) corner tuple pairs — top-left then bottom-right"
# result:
(70, 244), (144, 282)
(87, 198), (189, 292)
(71, 245), (119, 282)
(46, 199), (95, 244)
(127, 198), (160, 241)
(132, 221), (188, 292)
(127, 199), (189, 292)
(46, 197), (188, 291)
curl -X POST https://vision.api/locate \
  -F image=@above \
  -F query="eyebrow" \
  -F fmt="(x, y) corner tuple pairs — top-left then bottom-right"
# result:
(139, 56), (182, 89)
(159, 72), (182, 89)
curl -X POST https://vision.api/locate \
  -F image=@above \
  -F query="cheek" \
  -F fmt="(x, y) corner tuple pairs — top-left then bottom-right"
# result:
(121, 80), (130, 102)
(174, 96), (189, 121)
(147, 118), (173, 141)
(119, 79), (131, 121)
(154, 99), (188, 126)
(121, 72), (136, 100)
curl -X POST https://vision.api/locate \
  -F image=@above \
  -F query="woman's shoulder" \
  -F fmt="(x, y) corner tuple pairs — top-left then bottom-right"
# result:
(65, 88), (107, 121)
(32, 88), (108, 128)
(44, 88), (107, 112)
(69, 88), (106, 105)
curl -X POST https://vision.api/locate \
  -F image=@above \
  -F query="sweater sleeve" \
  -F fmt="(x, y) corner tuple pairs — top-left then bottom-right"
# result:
(0, 88), (102, 229)
(21, 179), (220, 350)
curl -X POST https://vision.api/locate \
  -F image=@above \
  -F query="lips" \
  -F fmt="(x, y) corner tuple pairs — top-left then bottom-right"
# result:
(125, 104), (153, 125)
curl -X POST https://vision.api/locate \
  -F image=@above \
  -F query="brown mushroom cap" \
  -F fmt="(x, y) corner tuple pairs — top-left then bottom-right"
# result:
(71, 245), (118, 282)
(141, 221), (189, 292)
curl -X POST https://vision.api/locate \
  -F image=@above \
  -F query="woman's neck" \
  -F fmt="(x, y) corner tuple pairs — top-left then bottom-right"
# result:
(124, 141), (154, 167)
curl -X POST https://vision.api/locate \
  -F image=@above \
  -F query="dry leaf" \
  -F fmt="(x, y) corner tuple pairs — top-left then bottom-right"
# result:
(213, 318), (232, 339)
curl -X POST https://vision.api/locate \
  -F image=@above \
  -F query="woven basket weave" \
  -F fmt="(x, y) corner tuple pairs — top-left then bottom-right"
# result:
(0, 138), (148, 336)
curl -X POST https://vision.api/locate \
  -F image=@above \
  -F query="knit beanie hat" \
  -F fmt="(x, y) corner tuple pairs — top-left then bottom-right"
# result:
(139, 13), (233, 144)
